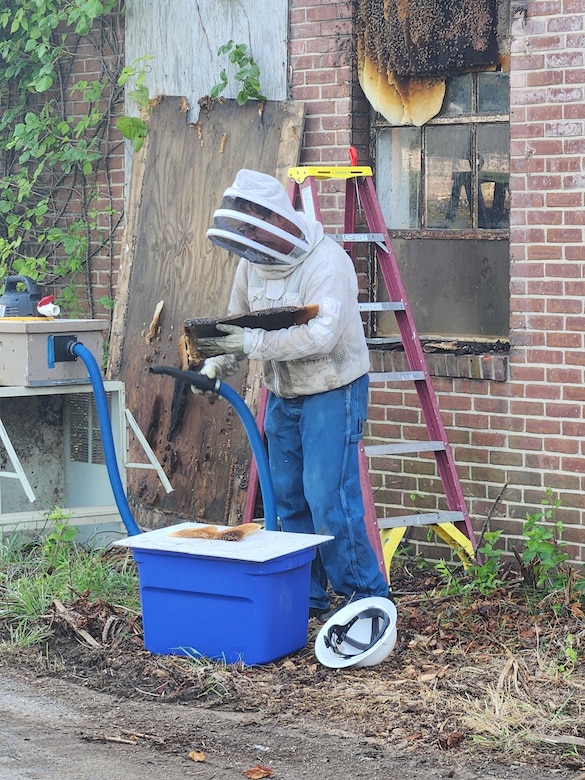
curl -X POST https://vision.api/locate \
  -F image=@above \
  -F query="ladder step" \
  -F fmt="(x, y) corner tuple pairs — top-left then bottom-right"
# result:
(359, 301), (405, 312)
(279, 165), (476, 573)
(369, 371), (425, 383)
(333, 232), (384, 243)
(365, 441), (446, 456)
(378, 512), (466, 530)
(289, 165), (373, 182)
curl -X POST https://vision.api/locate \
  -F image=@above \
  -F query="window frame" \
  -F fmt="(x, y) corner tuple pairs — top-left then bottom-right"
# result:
(372, 72), (510, 242)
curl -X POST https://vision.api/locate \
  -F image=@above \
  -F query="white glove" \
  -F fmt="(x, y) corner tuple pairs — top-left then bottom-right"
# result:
(190, 355), (240, 402)
(197, 324), (246, 357)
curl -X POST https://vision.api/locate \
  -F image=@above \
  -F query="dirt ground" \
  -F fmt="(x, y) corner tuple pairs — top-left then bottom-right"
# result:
(1, 562), (584, 780)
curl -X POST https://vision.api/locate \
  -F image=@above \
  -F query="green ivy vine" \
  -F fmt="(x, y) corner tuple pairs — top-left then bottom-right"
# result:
(116, 55), (152, 152)
(211, 41), (266, 105)
(0, 0), (125, 317)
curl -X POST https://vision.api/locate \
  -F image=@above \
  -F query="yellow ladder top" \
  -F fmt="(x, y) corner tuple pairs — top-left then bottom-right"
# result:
(288, 165), (373, 183)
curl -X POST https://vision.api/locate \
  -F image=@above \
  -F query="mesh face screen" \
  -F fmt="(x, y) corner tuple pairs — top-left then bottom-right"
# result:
(207, 202), (309, 266)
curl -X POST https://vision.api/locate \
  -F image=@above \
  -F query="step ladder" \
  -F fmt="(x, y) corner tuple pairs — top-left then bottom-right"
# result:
(244, 162), (476, 580)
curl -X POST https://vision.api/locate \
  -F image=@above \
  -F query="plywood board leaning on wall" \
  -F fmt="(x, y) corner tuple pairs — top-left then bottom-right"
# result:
(108, 97), (305, 530)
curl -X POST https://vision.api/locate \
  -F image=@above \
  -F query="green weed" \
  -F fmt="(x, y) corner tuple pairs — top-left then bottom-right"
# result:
(116, 56), (153, 152)
(211, 41), (266, 105)
(431, 489), (583, 603)
(468, 530), (506, 595)
(520, 487), (570, 591)
(0, 517), (139, 649)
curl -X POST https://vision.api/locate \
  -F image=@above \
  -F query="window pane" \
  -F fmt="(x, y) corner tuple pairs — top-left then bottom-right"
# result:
(477, 124), (510, 229)
(478, 71), (509, 114)
(426, 125), (471, 229)
(377, 127), (420, 229)
(441, 74), (472, 116)
(378, 238), (510, 339)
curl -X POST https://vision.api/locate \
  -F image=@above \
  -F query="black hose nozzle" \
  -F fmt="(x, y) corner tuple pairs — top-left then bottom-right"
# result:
(150, 363), (278, 530)
(149, 365), (219, 394)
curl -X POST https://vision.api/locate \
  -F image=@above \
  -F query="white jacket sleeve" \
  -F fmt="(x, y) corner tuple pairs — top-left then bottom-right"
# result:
(243, 243), (356, 363)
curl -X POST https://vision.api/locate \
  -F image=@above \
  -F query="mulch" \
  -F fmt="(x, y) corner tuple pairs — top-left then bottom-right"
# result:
(1, 556), (584, 773)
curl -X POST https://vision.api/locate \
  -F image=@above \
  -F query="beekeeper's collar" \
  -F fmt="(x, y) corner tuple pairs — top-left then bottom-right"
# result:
(207, 169), (311, 266)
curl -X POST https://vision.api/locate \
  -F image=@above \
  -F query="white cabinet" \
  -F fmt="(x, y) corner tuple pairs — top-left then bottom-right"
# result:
(0, 381), (128, 545)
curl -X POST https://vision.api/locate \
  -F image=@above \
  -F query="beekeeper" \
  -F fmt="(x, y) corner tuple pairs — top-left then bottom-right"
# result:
(195, 169), (389, 619)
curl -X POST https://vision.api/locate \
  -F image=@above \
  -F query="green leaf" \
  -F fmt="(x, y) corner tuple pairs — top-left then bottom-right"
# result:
(217, 40), (234, 55)
(116, 115), (148, 151)
(33, 74), (54, 92)
(213, 41), (265, 105)
(117, 65), (134, 87)
(210, 82), (226, 100)
(97, 295), (115, 310)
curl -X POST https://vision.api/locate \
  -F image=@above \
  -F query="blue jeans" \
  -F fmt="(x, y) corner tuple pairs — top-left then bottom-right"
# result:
(264, 374), (389, 611)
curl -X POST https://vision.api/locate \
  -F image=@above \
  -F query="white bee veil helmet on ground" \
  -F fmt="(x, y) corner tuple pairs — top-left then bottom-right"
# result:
(315, 597), (398, 669)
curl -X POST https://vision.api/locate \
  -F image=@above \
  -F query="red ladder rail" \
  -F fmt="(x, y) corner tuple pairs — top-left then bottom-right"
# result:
(245, 163), (476, 580)
(288, 165), (476, 573)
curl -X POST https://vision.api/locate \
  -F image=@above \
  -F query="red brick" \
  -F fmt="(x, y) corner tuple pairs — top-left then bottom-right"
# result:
(547, 331), (583, 347)
(525, 279), (563, 295)
(525, 452), (561, 470)
(565, 104), (585, 119)
(545, 402), (582, 417)
(547, 298), (583, 313)
(546, 121), (585, 137)
(525, 417), (561, 434)
(565, 67), (585, 83)
(562, 421), (585, 437)
(527, 209), (562, 224)
(527, 104), (563, 120)
(527, 70), (564, 86)
(564, 138), (585, 152)
(547, 154), (582, 171)
(546, 191), (583, 206)
(561, 457), (585, 472)
(545, 437), (581, 454)
(566, 246), (585, 259)
(513, 51), (546, 67)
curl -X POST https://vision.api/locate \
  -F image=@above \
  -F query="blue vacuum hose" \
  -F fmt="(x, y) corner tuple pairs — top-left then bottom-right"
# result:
(70, 342), (142, 536)
(149, 365), (278, 531)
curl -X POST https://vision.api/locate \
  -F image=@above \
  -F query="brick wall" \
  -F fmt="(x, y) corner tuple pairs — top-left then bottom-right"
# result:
(291, 1), (585, 564)
(503, 1), (585, 561)
(62, 3), (584, 561)
(289, 0), (372, 300)
(290, 0), (369, 224)
(54, 11), (125, 321)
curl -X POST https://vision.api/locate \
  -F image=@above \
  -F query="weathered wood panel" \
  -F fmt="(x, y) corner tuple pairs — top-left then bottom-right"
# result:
(125, 0), (287, 116)
(109, 97), (304, 530)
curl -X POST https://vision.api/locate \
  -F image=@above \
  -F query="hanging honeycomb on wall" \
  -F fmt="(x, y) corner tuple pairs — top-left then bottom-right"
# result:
(357, 0), (501, 126)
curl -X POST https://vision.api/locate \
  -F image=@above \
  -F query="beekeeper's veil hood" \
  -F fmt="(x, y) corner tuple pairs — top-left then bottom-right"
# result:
(207, 169), (313, 266)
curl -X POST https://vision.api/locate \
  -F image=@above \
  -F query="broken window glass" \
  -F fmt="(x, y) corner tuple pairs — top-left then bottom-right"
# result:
(478, 123), (510, 229)
(377, 127), (420, 229)
(442, 75), (472, 117)
(478, 71), (510, 114)
(427, 124), (472, 229)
